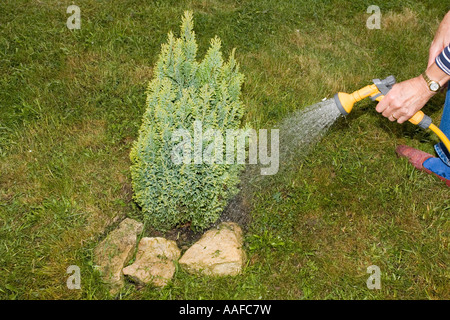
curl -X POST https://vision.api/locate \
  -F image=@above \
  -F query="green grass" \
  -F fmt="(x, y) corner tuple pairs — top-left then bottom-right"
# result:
(1, 0), (449, 299)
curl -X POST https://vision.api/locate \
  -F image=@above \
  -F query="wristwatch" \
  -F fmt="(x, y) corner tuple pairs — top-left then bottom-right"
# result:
(422, 71), (441, 92)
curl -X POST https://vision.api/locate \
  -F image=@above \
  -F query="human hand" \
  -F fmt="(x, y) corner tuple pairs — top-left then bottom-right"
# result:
(375, 76), (435, 124)
(428, 11), (450, 68)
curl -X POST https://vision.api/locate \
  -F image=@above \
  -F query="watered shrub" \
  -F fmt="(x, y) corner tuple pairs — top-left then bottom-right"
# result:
(130, 11), (245, 231)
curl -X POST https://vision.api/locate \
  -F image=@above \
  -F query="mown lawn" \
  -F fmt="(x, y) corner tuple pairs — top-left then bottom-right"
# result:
(0, 0), (448, 299)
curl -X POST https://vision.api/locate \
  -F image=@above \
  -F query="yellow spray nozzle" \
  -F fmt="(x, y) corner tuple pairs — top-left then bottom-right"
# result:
(334, 76), (396, 116)
(333, 92), (356, 115)
(334, 84), (380, 115)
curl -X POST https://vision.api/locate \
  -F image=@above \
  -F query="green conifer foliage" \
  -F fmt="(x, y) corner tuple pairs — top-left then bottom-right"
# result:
(130, 11), (245, 231)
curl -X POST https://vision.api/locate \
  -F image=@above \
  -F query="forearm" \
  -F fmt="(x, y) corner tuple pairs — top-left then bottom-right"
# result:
(428, 11), (450, 67)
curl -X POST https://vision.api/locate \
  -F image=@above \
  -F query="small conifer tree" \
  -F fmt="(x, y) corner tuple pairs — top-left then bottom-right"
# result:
(130, 11), (245, 231)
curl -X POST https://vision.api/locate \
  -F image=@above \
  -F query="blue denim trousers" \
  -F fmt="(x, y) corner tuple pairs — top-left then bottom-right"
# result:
(434, 85), (450, 166)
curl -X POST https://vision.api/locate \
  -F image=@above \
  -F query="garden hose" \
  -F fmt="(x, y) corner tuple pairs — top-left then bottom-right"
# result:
(333, 75), (450, 152)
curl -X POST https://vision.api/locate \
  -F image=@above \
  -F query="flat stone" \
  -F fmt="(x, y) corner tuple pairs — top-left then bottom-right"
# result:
(93, 218), (143, 295)
(123, 237), (181, 287)
(179, 222), (246, 276)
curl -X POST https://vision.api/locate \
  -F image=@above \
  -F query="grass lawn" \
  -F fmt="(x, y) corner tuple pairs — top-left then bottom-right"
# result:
(0, 0), (449, 299)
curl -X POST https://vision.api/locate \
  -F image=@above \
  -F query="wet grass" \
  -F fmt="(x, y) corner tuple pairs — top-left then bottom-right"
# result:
(0, 0), (449, 299)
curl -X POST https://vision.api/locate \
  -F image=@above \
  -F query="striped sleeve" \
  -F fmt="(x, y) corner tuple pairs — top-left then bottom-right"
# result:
(436, 44), (450, 75)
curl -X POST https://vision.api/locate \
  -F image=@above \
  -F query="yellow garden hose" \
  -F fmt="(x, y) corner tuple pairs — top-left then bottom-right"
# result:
(429, 123), (450, 152)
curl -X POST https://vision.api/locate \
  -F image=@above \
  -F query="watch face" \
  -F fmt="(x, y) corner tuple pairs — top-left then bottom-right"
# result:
(430, 82), (440, 92)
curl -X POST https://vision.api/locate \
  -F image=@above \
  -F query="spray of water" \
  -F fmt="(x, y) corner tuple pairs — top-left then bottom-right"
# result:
(277, 98), (343, 168)
(220, 98), (343, 227)
(244, 98), (342, 182)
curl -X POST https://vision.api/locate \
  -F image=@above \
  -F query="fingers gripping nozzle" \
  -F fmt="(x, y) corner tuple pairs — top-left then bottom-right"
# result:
(372, 76), (431, 129)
